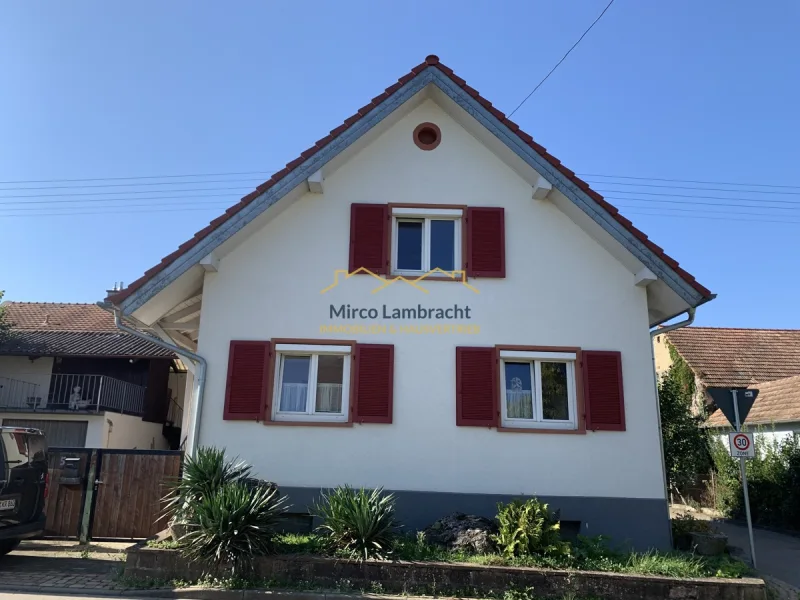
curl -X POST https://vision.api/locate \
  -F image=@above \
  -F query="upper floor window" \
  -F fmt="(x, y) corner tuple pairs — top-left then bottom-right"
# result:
(391, 207), (462, 275)
(499, 350), (577, 430)
(272, 344), (351, 423)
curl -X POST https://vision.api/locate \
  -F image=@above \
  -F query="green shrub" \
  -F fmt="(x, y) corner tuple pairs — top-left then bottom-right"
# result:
(711, 433), (800, 530)
(670, 514), (715, 550)
(313, 486), (398, 561)
(492, 498), (570, 559)
(162, 446), (253, 525)
(181, 481), (287, 575)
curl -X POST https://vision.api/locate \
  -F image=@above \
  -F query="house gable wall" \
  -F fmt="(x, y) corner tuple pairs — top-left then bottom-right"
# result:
(196, 99), (664, 502)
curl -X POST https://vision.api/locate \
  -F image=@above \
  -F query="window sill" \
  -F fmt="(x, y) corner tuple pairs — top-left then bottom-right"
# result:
(264, 420), (353, 428)
(497, 425), (586, 435)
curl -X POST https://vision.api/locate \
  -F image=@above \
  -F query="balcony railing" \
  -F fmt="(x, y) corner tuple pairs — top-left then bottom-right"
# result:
(0, 376), (43, 410)
(0, 373), (146, 416)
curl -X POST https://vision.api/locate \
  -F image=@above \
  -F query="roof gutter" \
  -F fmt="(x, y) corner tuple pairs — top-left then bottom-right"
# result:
(96, 301), (207, 458)
(648, 307), (696, 545)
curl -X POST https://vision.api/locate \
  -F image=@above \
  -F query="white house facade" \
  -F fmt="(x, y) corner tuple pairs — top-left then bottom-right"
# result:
(104, 56), (714, 549)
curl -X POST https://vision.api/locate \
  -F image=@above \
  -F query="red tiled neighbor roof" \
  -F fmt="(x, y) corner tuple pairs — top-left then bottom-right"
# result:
(666, 327), (800, 388)
(109, 55), (712, 306)
(3, 302), (117, 331)
(0, 302), (174, 358)
(706, 374), (800, 427)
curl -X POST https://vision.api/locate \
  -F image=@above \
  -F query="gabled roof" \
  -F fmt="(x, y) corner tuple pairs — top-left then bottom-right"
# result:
(666, 326), (800, 388)
(706, 374), (800, 427)
(0, 302), (174, 358)
(108, 55), (712, 311)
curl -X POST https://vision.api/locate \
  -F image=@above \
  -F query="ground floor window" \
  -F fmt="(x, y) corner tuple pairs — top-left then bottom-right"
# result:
(272, 344), (352, 423)
(499, 350), (577, 430)
(2, 418), (88, 447)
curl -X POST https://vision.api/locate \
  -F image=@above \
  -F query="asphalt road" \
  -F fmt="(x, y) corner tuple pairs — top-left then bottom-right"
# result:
(716, 521), (800, 588)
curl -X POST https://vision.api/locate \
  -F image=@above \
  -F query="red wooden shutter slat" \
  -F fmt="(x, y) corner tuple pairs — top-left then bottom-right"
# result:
(349, 204), (389, 274)
(467, 207), (505, 278)
(223, 340), (270, 421)
(583, 350), (625, 431)
(456, 346), (497, 427)
(354, 344), (393, 423)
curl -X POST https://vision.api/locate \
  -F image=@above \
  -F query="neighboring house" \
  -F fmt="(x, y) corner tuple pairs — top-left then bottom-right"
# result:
(103, 56), (714, 549)
(0, 302), (186, 449)
(653, 327), (800, 439)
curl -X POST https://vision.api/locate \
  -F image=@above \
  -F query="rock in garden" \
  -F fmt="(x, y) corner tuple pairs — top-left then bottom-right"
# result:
(423, 512), (498, 553)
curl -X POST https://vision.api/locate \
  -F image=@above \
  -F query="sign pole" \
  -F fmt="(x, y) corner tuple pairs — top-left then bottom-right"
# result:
(731, 389), (757, 568)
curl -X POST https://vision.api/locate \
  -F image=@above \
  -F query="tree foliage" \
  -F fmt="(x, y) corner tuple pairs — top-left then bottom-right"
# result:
(659, 351), (712, 492)
(0, 291), (10, 343)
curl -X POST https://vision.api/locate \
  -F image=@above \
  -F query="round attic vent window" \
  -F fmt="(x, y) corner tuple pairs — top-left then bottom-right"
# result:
(413, 122), (441, 150)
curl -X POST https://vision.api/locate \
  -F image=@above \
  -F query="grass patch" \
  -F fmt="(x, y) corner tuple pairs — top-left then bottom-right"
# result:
(142, 531), (752, 580)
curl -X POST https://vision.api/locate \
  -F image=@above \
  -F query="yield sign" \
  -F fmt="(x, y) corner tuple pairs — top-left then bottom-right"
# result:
(707, 387), (759, 429)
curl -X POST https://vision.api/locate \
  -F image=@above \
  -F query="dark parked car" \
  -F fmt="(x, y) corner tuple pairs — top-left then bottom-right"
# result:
(0, 427), (48, 555)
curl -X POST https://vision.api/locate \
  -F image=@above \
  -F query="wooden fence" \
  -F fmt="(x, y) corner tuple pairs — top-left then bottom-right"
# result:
(44, 448), (182, 540)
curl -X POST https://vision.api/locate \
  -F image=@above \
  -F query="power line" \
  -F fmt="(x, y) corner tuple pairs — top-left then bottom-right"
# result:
(0, 178), (268, 192)
(604, 196), (800, 211)
(0, 192), (246, 206)
(0, 206), (233, 219)
(0, 200), (238, 212)
(0, 171), (276, 185)
(0, 186), (253, 200)
(596, 190), (800, 205)
(622, 210), (800, 226)
(612, 203), (800, 219)
(580, 173), (800, 190)
(585, 181), (800, 195)
(508, 0), (616, 117)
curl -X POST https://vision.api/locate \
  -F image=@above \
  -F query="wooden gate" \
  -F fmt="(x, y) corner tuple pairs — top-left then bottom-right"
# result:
(89, 449), (182, 539)
(44, 448), (92, 537)
(43, 448), (182, 540)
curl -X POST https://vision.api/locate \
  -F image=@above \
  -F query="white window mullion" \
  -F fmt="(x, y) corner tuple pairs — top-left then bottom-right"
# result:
(453, 218), (462, 271)
(567, 362), (577, 422)
(341, 355), (352, 415)
(273, 355), (285, 418)
(391, 217), (399, 272)
(307, 355), (319, 415)
(422, 218), (431, 271)
(533, 361), (543, 423)
(499, 359), (509, 423)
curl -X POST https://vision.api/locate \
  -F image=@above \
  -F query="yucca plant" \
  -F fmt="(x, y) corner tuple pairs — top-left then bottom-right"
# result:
(313, 486), (398, 561)
(493, 498), (570, 559)
(162, 446), (252, 526)
(181, 481), (288, 575)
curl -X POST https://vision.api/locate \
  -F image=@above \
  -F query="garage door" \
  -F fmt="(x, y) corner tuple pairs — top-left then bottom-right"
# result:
(2, 419), (88, 447)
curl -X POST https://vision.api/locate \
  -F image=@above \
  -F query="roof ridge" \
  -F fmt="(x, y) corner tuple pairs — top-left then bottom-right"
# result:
(669, 326), (800, 333)
(108, 54), (712, 306)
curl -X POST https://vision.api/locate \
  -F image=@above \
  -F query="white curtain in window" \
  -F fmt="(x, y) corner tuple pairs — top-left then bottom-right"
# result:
(506, 390), (534, 419)
(279, 383), (308, 412)
(315, 383), (343, 413)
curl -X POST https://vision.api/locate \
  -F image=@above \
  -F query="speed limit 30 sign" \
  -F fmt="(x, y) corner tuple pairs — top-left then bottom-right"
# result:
(729, 432), (755, 458)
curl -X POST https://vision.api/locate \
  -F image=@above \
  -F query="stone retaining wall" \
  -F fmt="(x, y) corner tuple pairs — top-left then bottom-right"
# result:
(126, 547), (766, 600)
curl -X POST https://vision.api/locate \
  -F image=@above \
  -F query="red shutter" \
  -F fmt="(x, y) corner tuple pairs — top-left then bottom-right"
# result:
(467, 207), (505, 278)
(354, 344), (394, 423)
(583, 350), (626, 431)
(223, 340), (271, 421)
(349, 204), (389, 274)
(456, 347), (497, 427)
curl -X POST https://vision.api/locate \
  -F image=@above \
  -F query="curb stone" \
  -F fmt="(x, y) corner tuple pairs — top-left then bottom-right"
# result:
(0, 586), (434, 600)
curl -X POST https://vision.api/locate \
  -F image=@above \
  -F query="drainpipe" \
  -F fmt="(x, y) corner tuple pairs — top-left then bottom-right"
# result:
(97, 301), (207, 458)
(649, 307), (696, 547)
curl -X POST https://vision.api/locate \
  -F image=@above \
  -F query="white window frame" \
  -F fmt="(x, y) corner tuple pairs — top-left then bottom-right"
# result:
(272, 344), (351, 423)
(499, 350), (578, 430)
(391, 207), (462, 276)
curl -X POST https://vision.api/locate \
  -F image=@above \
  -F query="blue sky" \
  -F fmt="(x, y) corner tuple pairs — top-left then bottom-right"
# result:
(1, 1), (798, 328)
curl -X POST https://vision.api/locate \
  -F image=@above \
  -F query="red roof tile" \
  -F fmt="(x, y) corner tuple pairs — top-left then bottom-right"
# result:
(666, 327), (800, 388)
(3, 302), (117, 332)
(109, 56), (712, 306)
(706, 374), (800, 427)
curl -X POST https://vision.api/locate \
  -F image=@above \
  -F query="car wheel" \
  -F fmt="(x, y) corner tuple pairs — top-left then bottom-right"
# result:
(0, 539), (21, 556)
